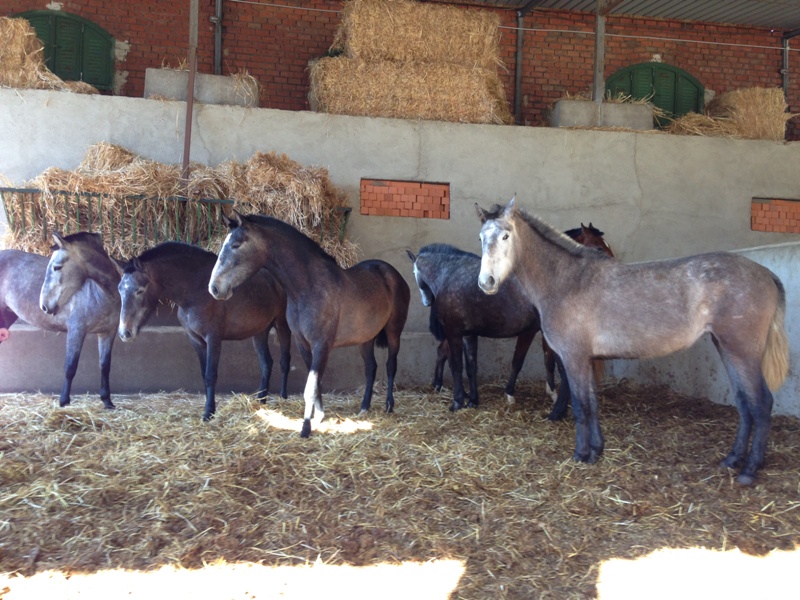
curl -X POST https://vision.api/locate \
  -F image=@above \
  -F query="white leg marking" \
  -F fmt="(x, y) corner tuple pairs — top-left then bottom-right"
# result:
(506, 394), (515, 405)
(303, 371), (318, 421)
(546, 382), (558, 403)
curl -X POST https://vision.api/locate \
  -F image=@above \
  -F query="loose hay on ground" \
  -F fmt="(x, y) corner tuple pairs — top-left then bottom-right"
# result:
(0, 380), (798, 597)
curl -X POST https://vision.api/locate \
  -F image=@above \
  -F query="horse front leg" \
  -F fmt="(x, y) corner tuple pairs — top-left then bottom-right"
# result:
(97, 332), (116, 409)
(432, 339), (449, 391)
(60, 325), (88, 407)
(566, 358), (604, 464)
(447, 335), (466, 411)
(463, 335), (479, 407)
(300, 344), (329, 438)
(202, 336), (223, 422)
(505, 328), (536, 404)
(251, 330), (274, 402)
(358, 339), (378, 414)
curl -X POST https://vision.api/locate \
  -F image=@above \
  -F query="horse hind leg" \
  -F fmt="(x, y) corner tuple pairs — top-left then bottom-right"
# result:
(358, 339), (378, 414)
(717, 347), (773, 485)
(505, 329), (536, 405)
(274, 317), (292, 399)
(566, 359), (604, 464)
(548, 354), (571, 421)
(60, 326), (88, 407)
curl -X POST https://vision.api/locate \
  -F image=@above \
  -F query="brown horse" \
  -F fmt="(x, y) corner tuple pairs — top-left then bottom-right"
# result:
(477, 198), (788, 485)
(208, 212), (410, 437)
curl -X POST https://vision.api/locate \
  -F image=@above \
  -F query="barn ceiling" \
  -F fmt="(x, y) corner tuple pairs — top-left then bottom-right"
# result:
(431, 0), (800, 34)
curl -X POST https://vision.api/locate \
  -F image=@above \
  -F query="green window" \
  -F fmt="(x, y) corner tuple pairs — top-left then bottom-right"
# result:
(606, 63), (703, 126)
(18, 10), (114, 91)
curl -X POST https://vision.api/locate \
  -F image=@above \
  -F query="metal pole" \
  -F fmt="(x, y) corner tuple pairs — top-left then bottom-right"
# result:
(182, 0), (199, 184)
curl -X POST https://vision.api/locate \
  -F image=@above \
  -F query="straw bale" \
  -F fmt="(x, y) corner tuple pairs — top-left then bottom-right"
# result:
(0, 379), (798, 597)
(667, 87), (792, 140)
(0, 17), (96, 94)
(333, 0), (501, 69)
(2, 144), (359, 266)
(309, 57), (512, 125)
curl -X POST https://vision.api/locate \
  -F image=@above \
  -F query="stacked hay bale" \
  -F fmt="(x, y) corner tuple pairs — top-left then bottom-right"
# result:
(309, 0), (512, 125)
(1, 144), (358, 266)
(0, 16), (99, 94)
(666, 87), (792, 140)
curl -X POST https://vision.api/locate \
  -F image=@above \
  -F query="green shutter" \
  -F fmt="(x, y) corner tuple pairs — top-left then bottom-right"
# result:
(53, 17), (82, 81)
(24, 13), (55, 68)
(17, 10), (114, 90)
(83, 25), (113, 88)
(607, 63), (704, 126)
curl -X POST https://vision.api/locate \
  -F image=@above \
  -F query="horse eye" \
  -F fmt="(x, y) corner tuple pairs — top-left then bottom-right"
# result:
(135, 289), (144, 297)
(502, 233), (509, 241)
(53, 265), (63, 272)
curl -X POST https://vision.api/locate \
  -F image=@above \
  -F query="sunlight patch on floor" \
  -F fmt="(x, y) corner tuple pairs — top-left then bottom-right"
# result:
(255, 407), (374, 434)
(0, 558), (465, 599)
(597, 546), (800, 599)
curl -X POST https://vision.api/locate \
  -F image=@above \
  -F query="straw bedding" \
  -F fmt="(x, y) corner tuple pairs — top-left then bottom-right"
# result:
(0, 379), (797, 597)
(310, 0), (512, 125)
(0, 17), (99, 94)
(2, 144), (359, 266)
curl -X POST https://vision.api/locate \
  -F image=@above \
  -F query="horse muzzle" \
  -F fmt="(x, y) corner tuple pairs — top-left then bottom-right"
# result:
(208, 282), (232, 301)
(40, 301), (59, 315)
(478, 273), (499, 295)
(118, 326), (137, 342)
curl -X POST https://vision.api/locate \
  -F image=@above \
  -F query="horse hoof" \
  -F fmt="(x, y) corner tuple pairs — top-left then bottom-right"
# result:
(506, 394), (515, 405)
(202, 413), (214, 423)
(547, 411), (566, 422)
(720, 455), (742, 470)
(467, 401), (479, 408)
(59, 400), (71, 408)
(736, 473), (756, 486)
(102, 402), (115, 410)
(357, 409), (368, 417)
(300, 420), (311, 438)
(449, 402), (462, 412)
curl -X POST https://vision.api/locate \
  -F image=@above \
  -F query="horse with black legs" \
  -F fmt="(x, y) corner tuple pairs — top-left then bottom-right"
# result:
(116, 241), (292, 422)
(476, 198), (789, 485)
(407, 244), (542, 412)
(0, 232), (120, 408)
(208, 212), (410, 437)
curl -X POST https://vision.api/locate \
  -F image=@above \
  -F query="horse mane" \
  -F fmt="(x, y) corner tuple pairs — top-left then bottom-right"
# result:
(419, 243), (479, 260)
(242, 213), (338, 265)
(485, 203), (609, 260)
(124, 241), (215, 273)
(60, 231), (106, 253)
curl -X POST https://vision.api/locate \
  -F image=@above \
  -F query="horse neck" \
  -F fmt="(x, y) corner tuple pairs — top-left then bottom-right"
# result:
(83, 251), (121, 298)
(256, 224), (337, 299)
(420, 254), (474, 296)
(149, 253), (212, 307)
(514, 219), (576, 302)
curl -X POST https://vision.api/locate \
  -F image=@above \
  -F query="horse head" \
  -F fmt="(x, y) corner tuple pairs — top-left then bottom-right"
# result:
(209, 210), (266, 301)
(40, 232), (105, 315)
(117, 257), (158, 342)
(475, 197), (517, 295)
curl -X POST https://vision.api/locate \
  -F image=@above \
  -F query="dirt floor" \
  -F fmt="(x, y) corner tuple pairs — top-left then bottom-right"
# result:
(0, 379), (798, 599)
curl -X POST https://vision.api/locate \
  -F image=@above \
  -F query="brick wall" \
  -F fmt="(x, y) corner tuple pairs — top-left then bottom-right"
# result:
(2, 1), (796, 139)
(360, 179), (450, 219)
(751, 198), (800, 234)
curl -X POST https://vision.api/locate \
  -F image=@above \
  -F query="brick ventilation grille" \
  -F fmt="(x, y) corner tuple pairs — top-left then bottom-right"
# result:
(360, 179), (450, 219)
(751, 198), (800, 233)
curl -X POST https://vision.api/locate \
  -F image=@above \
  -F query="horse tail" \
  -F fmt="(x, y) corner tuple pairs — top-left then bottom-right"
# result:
(428, 307), (446, 342)
(375, 329), (389, 348)
(762, 275), (789, 391)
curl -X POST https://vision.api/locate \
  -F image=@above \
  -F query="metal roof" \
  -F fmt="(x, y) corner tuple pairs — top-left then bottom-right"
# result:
(439, 0), (800, 33)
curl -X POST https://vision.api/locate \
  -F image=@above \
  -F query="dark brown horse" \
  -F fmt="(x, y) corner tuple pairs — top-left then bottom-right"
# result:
(477, 198), (788, 485)
(208, 212), (410, 437)
(0, 232), (120, 409)
(117, 242), (292, 421)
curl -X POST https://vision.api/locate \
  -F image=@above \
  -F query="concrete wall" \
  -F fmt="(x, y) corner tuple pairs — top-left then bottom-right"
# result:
(1, 88), (799, 414)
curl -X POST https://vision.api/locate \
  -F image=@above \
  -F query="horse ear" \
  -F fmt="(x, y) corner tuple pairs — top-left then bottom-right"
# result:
(111, 257), (127, 276)
(51, 232), (67, 251)
(475, 203), (490, 224)
(223, 210), (244, 230)
(132, 257), (145, 272)
(502, 196), (516, 218)
(406, 249), (417, 263)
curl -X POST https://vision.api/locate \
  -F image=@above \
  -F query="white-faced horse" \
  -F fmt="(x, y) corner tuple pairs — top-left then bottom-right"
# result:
(476, 198), (788, 485)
